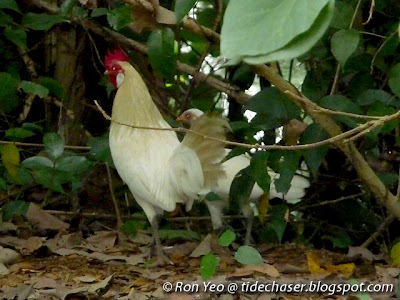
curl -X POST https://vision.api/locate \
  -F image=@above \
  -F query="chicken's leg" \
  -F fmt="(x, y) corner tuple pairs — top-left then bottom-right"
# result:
(151, 215), (172, 266)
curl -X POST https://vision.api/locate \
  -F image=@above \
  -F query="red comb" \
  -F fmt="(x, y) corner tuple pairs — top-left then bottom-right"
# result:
(104, 48), (129, 68)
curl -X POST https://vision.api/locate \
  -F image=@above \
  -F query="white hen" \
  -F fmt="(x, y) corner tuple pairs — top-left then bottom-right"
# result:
(177, 108), (310, 243)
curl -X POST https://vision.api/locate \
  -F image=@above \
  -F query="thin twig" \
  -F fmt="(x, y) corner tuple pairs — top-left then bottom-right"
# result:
(46, 209), (247, 222)
(106, 163), (122, 229)
(299, 192), (364, 210)
(363, 0), (375, 25)
(0, 140), (90, 150)
(361, 214), (395, 248)
(94, 100), (400, 151)
(370, 30), (398, 74)
(397, 163), (400, 200)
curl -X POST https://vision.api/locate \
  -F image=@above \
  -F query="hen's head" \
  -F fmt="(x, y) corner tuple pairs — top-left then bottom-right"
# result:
(104, 49), (129, 88)
(176, 108), (204, 124)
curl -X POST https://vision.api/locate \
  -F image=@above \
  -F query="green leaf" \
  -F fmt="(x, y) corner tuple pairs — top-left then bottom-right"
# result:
(234, 245), (263, 265)
(88, 135), (113, 165)
(8, 168), (32, 186)
(71, 6), (88, 19)
(245, 88), (301, 130)
(0, 11), (13, 27)
(356, 89), (396, 106)
(21, 156), (54, 169)
(91, 7), (109, 17)
(60, 0), (78, 15)
(219, 229), (236, 247)
(319, 95), (363, 127)
(106, 5), (132, 30)
(200, 253), (219, 280)
(249, 151), (270, 193)
(331, 29), (360, 67)
(269, 204), (288, 242)
(32, 169), (64, 193)
(2, 200), (29, 221)
(39, 77), (65, 100)
(0, 177), (7, 190)
(21, 81), (49, 98)
(300, 124), (329, 176)
(0, 72), (20, 113)
(22, 13), (66, 30)
(205, 192), (222, 202)
(0, 0), (21, 13)
(4, 27), (27, 49)
(43, 133), (64, 160)
(121, 219), (147, 235)
(55, 156), (92, 174)
(229, 167), (255, 212)
(5, 128), (35, 141)
(389, 63), (400, 98)
(174, 0), (197, 23)
(147, 28), (177, 79)
(221, 0), (334, 64)
(158, 230), (200, 240)
(274, 151), (302, 194)
(22, 122), (43, 133)
(0, 144), (19, 178)
(330, 1), (354, 29)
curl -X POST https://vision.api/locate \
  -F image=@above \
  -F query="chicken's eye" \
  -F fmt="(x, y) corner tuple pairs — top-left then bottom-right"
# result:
(112, 66), (116, 71)
(186, 114), (191, 119)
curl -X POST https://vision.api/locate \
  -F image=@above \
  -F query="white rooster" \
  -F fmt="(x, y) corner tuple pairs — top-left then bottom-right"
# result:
(104, 50), (228, 264)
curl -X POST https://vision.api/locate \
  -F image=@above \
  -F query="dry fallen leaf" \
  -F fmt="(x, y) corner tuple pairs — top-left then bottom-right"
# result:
(84, 231), (117, 252)
(306, 252), (331, 279)
(190, 234), (212, 258)
(26, 204), (69, 231)
(230, 264), (280, 278)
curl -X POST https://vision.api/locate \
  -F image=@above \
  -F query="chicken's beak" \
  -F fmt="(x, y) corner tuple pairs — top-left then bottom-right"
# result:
(104, 70), (109, 75)
(175, 116), (183, 122)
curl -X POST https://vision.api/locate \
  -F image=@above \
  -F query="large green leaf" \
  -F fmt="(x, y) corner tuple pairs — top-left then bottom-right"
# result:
(200, 253), (219, 280)
(5, 128), (35, 141)
(274, 151), (302, 194)
(147, 28), (177, 79)
(249, 151), (270, 193)
(245, 87), (301, 130)
(331, 29), (360, 67)
(0, 0), (20, 13)
(319, 95), (363, 128)
(234, 245), (263, 265)
(39, 77), (65, 100)
(330, 1), (354, 29)
(174, 0), (197, 23)
(21, 81), (49, 98)
(106, 5), (132, 30)
(55, 156), (92, 174)
(221, 0), (334, 64)
(219, 229), (236, 247)
(21, 156), (54, 169)
(300, 124), (329, 177)
(32, 169), (65, 193)
(43, 133), (64, 160)
(229, 167), (255, 212)
(2, 200), (29, 221)
(4, 27), (27, 49)
(88, 134), (113, 165)
(356, 89), (395, 106)
(269, 204), (288, 243)
(0, 72), (20, 113)
(22, 13), (66, 30)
